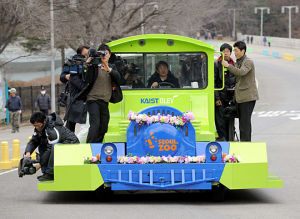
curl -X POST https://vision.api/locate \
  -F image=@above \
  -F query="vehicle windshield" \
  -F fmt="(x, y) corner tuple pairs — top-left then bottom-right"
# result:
(111, 53), (208, 89)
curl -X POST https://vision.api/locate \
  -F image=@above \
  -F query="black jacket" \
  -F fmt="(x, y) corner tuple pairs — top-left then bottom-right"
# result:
(35, 94), (51, 110)
(5, 96), (22, 112)
(214, 57), (236, 102)
(147, 71), (180, 88)
(76, 63), (121, 101)
(60, 55), (89, 124)
(25, 113), (79, 154)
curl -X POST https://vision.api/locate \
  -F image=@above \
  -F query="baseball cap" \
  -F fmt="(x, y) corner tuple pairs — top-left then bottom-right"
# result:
(9, 88), (16, 93)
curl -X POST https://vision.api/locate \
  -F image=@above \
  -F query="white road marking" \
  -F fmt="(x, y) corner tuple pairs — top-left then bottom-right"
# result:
(0, 168), (17, 176)
(253, 111), (300, 120)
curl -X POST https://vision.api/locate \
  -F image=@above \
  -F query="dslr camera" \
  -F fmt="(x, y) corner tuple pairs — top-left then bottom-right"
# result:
(18, 153), (40, 177)
(88, 47), (107, 65)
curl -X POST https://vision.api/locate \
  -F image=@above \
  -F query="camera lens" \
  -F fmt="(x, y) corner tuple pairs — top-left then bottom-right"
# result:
(29, 167), (36, 174)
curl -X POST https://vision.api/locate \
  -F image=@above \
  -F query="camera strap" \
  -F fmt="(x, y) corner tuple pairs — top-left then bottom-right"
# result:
(65, 81), (70, 94)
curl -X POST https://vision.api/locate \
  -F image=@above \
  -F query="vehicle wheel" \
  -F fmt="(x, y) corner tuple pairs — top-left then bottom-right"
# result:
(95, 185), (113, 202)
(228, 118), (235, 141)
(211, 184), (225, 202)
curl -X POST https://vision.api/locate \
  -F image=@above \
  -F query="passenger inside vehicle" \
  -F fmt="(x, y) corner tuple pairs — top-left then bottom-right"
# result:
(147, 61), (180, 88)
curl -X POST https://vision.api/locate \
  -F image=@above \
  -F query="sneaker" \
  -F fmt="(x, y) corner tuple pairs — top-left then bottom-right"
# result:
(38, 173), (54, 181)
(16, 128), (19, 132)
(11, 130), (16, 133)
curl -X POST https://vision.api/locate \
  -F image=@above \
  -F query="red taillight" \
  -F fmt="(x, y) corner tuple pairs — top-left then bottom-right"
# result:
(106, 156), (112, 162)
(210, 155), (217, 161)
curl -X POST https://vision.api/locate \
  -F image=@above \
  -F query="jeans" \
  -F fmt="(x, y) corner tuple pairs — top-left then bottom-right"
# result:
(45, 145), (55, 175)
(38, 145), (51, 173)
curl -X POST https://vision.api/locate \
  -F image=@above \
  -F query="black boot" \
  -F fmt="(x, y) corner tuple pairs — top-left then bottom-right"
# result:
(38, 173), (54, 181)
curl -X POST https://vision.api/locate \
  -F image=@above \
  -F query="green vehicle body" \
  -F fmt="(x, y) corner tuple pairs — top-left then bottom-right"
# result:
(39, 34), (282, 191)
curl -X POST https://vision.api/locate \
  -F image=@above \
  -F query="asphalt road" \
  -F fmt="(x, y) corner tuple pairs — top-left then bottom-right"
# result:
(0, 51), (300, 219)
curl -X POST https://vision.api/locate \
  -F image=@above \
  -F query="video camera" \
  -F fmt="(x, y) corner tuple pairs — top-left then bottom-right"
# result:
(223, 100), (238, 119)
(18, 153), (40, 177)
(64, 55), (86, 74)
(127, 63), (140, 75)
(88, 47), (107, 65)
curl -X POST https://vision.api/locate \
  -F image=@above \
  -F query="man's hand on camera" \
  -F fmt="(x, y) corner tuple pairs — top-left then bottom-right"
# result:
(24, 152), (31, 158)
(65, 74), (70, 80)
(86, 57), (92, 63)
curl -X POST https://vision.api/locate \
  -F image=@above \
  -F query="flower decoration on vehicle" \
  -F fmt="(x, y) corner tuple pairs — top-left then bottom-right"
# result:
(222, 153), (241, 163)
(127, 110), (196, 126)
(84, 153), (241, 164)
(117, 155), (205, 164)
(84, 154), (101, 164)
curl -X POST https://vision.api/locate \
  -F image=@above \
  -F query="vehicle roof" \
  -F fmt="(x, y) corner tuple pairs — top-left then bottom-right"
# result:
(108, 34), (214, 53)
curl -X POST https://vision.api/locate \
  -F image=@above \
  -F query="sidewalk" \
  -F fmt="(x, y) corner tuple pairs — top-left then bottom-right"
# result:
(0, 124), (33, 159)
(0, 122), (88, 162)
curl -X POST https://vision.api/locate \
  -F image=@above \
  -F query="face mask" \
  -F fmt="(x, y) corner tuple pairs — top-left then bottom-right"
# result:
(41, 91), (46, 95)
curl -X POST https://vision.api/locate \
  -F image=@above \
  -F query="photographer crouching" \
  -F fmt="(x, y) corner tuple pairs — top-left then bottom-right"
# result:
(21, 112), (79, 181)
(81, 44), (121, 143)
(60, 46), (89, 132)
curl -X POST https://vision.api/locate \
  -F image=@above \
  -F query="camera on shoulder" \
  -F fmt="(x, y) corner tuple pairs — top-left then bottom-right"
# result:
(64, 55), (86, 74)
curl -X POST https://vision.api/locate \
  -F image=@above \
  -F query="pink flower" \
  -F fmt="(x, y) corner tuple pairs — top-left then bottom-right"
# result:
(128, 157), (134, 164)
(90, 156), (97, 163)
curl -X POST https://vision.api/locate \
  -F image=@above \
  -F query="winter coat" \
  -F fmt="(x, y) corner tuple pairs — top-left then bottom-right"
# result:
(60, 55), (89, 124)
(60, 71), (87, 124)
(25, 113), (79, 154)
(227, 55), (259, 103)
(214, 57), (236, 102)
(5, 96), (22, 112)
(35, 94), (51, 110)
(147, 71), (180, 88)
(76, 63), (121, 101)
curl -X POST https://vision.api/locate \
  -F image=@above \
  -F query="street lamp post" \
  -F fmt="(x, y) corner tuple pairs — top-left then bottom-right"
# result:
(50, 0), (56, 113)
(228, 9), (239, 40)
(254, 7), (270, 36)
(281, 6), (299, 39)
(126, 2), (158, 35)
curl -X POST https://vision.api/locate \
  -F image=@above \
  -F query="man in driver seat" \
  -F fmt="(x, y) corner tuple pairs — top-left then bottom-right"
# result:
(147, 61), (180, 88)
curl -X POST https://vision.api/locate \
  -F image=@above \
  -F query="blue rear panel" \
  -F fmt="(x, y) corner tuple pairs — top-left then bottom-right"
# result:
(127, 106), (196, 157)
(98, 163), (225, 190)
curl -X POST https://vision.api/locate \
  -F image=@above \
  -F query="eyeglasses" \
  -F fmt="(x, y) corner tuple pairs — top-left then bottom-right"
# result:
(33, 123), (43, 128)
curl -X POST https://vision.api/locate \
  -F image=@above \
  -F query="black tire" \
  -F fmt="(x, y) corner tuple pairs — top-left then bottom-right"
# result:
(95, 185), (113, 202)
(211, 184), (226, 202)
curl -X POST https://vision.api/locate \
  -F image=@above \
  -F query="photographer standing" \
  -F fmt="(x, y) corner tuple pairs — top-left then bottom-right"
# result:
(24, 112), (79, 181)
(84, 44), (121, 143)
(60, 46), (89, 132)
(222, 41), (259, 141)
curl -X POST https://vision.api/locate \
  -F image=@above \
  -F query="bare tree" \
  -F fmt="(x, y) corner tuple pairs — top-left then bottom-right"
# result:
(0, 0), (26, 54)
